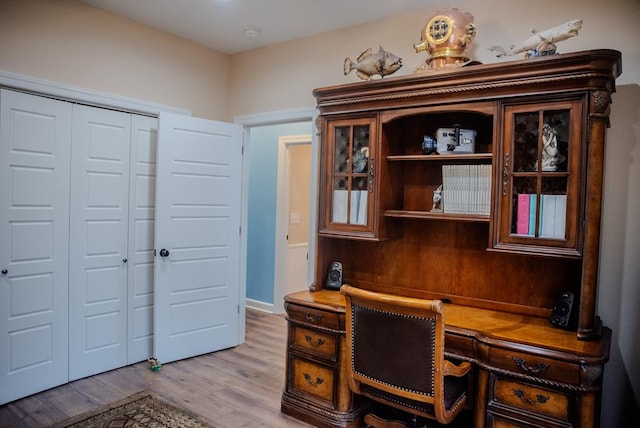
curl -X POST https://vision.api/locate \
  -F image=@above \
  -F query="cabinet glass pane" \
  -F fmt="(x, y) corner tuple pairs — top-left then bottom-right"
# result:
(539, 177), (567, 240)
(513, 110), (570, 173)
(334, 127), (350, 173)
(511, 177), (567, 238)
(511, 177), (537, 236)
(351, 125), (370, 173)
(330, 124), (370, 225)
(513, 112), (539, 172)
(541, 110), (569, 173)
(350, 177), (368, 225)
(332, 177), (349, 223)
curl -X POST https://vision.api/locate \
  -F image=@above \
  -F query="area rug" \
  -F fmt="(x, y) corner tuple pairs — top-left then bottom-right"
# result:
(49, 390), (215, 428)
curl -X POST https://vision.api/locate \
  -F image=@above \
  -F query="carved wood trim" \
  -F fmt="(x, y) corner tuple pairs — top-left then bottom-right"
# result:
(287, 317), (346, 335)
(592, 90), (611, 113)
(445, 352), (602, 393)
(282, 391), (367, 424)
(317, 72), (601, 109)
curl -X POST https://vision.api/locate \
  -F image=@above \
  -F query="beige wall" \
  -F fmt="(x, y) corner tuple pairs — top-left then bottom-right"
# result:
(1, 0), (638, 422)
(0, 0), (231, 120)
(228, 0), (640, 115)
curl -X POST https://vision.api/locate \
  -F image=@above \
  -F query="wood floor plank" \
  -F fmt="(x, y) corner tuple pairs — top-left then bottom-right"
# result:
(0, 309), (313, 428)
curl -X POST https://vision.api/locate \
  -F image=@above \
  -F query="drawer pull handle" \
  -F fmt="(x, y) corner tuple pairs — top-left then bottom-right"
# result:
(304, 311), (323, 323)
(305, 335), (326, 347)
(512, 357), (550, 373)
(513, 389), (549, 405)
(303, 373), (324, 387)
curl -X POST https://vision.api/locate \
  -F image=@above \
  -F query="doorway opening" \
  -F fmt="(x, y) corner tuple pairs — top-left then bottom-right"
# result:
(273, 135), (312, 314)
(236, 108), (317, 314)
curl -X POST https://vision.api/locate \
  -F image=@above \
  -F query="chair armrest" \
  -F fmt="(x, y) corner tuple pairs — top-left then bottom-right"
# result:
(443, 360), (472, 377)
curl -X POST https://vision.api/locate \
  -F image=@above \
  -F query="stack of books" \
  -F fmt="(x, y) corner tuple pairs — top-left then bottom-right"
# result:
(441, 164), (492, 215)
(516, 194), (566, 239)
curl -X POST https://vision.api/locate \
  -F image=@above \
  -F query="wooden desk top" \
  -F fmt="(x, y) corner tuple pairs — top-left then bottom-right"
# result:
(284, 289), (610, 363)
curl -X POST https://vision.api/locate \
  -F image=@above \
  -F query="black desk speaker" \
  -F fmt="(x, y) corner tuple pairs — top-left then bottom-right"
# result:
(325, 261), (343, 290)
(550, 291), (575, 329)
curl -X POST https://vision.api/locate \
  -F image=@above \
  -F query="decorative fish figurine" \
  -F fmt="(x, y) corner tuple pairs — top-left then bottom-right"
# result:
(489, 19), (583, 58)
(344, 46), (403, 80)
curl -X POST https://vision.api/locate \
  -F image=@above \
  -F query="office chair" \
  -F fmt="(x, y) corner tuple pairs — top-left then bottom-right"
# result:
(341, 285), (471, 427)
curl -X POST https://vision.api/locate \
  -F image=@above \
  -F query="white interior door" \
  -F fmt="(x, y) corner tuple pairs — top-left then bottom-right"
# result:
(154, 112), (243, 364)
(68, 104), (131, 381)
(0, 89), (71, 404)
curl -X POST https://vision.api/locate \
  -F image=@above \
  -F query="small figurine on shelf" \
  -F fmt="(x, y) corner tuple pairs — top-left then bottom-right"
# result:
(431, 185), (443, 212)
(537, 123), (566, 171)
(352, 146), (369, 172)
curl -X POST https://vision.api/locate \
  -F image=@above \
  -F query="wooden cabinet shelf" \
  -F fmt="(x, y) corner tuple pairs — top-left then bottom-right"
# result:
(386, 153), (493, 162)
(384, 209), (490, 222)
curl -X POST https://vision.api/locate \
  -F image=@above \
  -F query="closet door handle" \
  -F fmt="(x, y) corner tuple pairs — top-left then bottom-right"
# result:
(159, 249), (170, 258)
(1, 269), (7, 275)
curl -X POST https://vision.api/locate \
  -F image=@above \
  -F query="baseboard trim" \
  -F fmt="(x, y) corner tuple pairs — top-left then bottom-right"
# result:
(245, 298), (274, 314)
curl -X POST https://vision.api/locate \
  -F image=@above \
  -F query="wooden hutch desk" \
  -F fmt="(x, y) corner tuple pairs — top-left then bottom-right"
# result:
(281, 50), (621, 428)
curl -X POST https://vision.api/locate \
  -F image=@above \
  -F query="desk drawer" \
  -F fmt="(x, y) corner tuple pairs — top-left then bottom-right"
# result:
(490, 348), (578, 385)
(289, 355), (336, 405)
(491, 376), (570, 422)
(287, 303), (342, 330)
(445, 332), (475, 359)
(291, 324), (338, 361)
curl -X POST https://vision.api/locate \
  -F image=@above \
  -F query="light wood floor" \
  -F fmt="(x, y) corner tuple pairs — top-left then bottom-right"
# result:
(0, 309), (313, 428)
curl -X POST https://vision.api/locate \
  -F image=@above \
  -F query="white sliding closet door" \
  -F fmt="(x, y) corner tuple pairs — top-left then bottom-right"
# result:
(127, 115), (158, 364)
(1, 88), (244, 403)
(0, 89), (71, 404)
(154, 113), (243, 364)
(68, 105), (131, 381)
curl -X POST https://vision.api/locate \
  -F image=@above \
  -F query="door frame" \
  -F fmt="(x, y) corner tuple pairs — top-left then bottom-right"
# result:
(273, 134), (312, 314)
(234, 109), (318, 314)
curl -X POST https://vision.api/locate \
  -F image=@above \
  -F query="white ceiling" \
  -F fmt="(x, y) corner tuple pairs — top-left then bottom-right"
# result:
(80, 0), (435, 54)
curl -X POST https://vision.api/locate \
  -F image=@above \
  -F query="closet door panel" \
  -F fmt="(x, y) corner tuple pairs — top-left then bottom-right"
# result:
(127, 115), (157, 364)
(69, 105), (131, 381)
(0, 89), (71, 404)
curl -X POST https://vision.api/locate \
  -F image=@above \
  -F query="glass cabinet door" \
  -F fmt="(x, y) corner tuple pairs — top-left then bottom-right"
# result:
(495, 100), (583, 256)
(322, 117), (376, 238)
